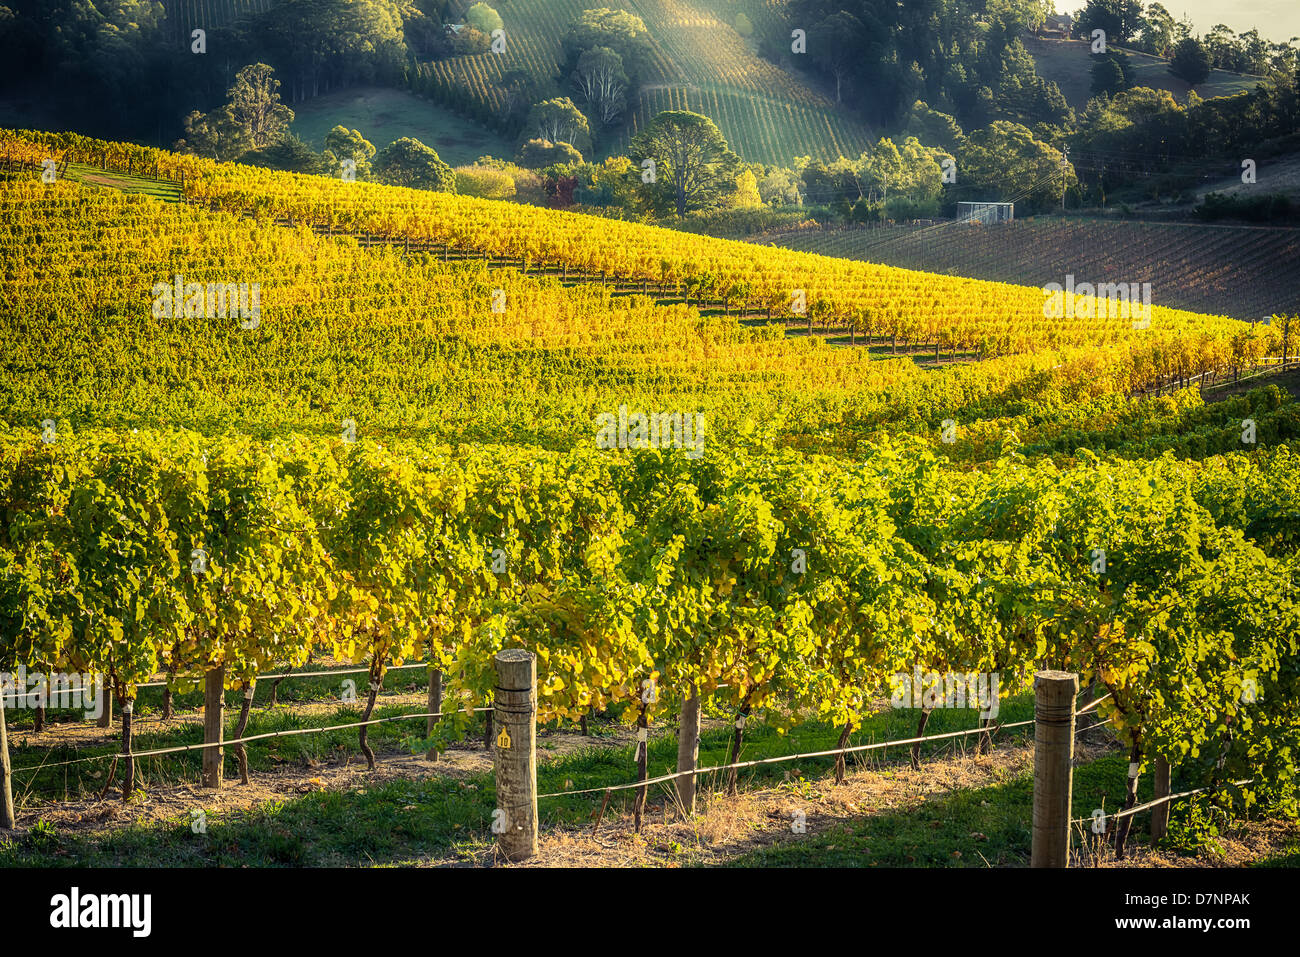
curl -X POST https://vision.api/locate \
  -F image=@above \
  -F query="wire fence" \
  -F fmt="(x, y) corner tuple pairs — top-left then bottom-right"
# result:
(6, 670), (1235, 859)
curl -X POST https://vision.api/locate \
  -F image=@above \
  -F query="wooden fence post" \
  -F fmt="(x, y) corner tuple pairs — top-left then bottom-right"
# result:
(0, 690), (15, 829)
(493, 649), (537, 862)
(426, 667), (442, 761)
(121, 700), (134, 802)
(202, 665), (225, 789)
(1150, 755), (1171, 842)
(1031, 670), (1078, 868)
(676, 687), (701, 816)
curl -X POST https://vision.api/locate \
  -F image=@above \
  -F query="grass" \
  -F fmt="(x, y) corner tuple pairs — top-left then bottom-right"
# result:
(4, 666), (438, 799)
(0, 689), (1042, 867)
(289, 87), (513, 166)
(5, 776), (491, 867)
(9, 686), (1276, 869)
(62, 163), (183, 202)
(725, 750), (1149, 867)
(1025, 36), (1263, 111)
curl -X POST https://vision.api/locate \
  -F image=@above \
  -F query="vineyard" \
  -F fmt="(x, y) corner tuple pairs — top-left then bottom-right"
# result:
(1, 126), (1299, 870)
(416, 0), (871, 164)
(159, 0), (276, 42)
(756, 218), (1300, 322)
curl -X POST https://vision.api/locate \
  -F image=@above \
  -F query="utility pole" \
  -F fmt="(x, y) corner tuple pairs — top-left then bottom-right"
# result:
(1061, 147), (1069, 211)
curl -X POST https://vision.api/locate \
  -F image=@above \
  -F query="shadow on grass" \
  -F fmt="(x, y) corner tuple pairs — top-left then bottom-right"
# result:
(4, 691), (1188, 869)
(720, 750), (1155, 868)
(1, 773), (497, 867)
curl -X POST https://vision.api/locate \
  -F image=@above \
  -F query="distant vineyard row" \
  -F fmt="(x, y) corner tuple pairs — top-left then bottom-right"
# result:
(757, 218), (1300, 321)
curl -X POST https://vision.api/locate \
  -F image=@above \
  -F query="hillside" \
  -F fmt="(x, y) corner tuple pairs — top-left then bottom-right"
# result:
(288, 86), (513, 162)
(418, 0), (872, 164)
(1025, 35), (1264, 109)
(2, 127), (1299, 886)
(756, 218), (1300, 321)
(1195, 152), (1300, 201)
(161, 0), (275, 39)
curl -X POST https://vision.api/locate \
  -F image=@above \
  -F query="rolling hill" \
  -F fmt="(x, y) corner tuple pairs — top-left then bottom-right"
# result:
(421, 0), (873, 165)
(1025, 35), (1265, 110)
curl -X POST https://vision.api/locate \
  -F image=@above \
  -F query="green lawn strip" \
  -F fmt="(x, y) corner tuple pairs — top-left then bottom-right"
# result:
(0, 774), (494, 867)
(2, 691), (1047, 867)
(63, 162), (182, 201)
(723, 751), (1156, 867)
(534, 693), (1035, 827)
(289, 86), (513, 167)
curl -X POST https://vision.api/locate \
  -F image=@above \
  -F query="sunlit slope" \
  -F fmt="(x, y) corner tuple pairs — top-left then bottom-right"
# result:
(0, 177), (912, 442)
(420, 0), (870, 164)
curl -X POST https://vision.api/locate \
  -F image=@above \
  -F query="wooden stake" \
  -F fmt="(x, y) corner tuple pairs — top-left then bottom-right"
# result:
(119, 694), (135, 802)
(0, 690), (15, 829)
(234, 682), (253, 784)
(202, 665), (224, 789)
(676, 688), (701, 815)
(1150, 755), (1171, 842)
(1114, 741), (1142, 859)
(493, 650), (537, 861)
(633, 704), (649, 832)
(1031, 670), (1078, 868)
(426, 667), (442, 761)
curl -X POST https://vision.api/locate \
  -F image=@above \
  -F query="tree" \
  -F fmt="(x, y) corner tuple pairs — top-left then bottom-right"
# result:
(499, 68), (544, 127)
(728, 168), (763, 208)
(904, 101), (965, 153)
(1090, 52), (1132, 97)
(758, 166), (803, 206)
(176, 108), (251, 161)
(235, 0), (409, 102)
(455, 166), (517, 199)
(1204, 24), (1242, 71)
(563, 7), (652, 81)
(1170, 37), (1212, 86)
(575, 155), (637, 208)
(520, 98), (593, 156)
(1074, 0), (1144, 45)
(1138, 3), (1177, 56)
(517, 138), (584, 169)
(959, 121), (1074, 211)
(242, 134), (328, 174)
(373, 137), (457, 191)
(226, 63), (294, 150)
(572, 46), (628, 126)
(809, 12), (866, 104)
(630, 110), (743, 218)
(465, 2), (503, 35)
(323, 126), (376, 179)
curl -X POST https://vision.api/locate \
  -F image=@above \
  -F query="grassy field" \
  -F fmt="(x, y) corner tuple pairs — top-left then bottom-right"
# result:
(425, 0), (872, 165)
(289, 86), (513, 165)
(1025, 36), (1264, 109)
(62, 163), (184, 202)
(0, 690), (1039, 867)
(5, 681), (1291, 868)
